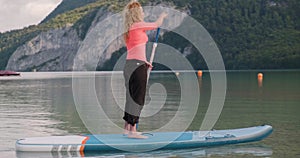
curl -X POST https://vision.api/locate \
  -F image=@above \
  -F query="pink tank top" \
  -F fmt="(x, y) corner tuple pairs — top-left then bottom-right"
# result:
(126, 22), (158, 62)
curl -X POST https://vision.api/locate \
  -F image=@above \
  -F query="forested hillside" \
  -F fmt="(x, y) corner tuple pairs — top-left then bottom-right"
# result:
(1, 0), (299, 70)
(101, 0), (300, 70)
(187, 0), (300, 69)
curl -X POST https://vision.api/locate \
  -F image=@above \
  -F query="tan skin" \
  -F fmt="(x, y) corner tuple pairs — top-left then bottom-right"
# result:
(124, 9), (167, 139)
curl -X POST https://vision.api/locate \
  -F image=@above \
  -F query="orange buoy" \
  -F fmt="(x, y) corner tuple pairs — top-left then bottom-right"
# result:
(257, 73), (263, 87)
(197, 70), (203, 77)
(257, 73), (263, 79)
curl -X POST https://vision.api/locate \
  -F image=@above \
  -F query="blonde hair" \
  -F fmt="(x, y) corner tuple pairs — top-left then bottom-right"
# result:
(123, 0), (143, 42)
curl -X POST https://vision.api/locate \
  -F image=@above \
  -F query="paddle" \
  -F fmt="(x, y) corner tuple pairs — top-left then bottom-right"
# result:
(147, 27), (161, 82)
(136, 28), (160, 131)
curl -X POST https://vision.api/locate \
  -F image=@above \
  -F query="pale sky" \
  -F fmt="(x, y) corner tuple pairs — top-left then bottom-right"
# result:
(0, 0), (62, 33)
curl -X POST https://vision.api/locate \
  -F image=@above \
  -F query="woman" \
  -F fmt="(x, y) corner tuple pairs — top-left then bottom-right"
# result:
(123, 0), (167, 139)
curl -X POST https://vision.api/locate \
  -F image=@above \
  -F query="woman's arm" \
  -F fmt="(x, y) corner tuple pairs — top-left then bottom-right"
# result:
(155, 12), (168, 27)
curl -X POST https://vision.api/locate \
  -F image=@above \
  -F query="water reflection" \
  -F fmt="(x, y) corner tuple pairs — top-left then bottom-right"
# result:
(0, 79), (67, 151)
(16, 145), (272, 158)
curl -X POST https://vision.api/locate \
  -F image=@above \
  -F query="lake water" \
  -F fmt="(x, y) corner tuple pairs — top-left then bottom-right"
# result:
(0, 71), (299, 158)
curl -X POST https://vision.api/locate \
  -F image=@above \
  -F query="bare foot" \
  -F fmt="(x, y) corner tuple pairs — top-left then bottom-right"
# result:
(128, 133), (148, 139)
(123, 130), (143, 135)
(123, 130), (129, 135)
(134, 131), (143, 135)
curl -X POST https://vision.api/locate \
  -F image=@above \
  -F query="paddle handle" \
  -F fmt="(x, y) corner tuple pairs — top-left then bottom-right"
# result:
(155, 28), (161, 43)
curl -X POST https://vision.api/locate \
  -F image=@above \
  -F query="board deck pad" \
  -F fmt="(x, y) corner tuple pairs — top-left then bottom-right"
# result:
(16, 125), (273, 152)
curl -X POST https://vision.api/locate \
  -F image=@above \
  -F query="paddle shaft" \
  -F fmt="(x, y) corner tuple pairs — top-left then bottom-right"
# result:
(147, 28), (161, 82)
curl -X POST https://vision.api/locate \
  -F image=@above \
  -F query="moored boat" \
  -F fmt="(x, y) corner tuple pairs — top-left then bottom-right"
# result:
(0, 70), (20, 76)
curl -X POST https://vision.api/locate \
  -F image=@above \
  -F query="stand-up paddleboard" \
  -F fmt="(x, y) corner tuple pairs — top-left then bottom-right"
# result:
(16, 125), (272, 152)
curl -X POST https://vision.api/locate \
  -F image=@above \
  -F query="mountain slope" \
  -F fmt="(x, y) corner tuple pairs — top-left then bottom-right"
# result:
(100, 0), (300, 70)
(41, 0), (98, 23)
(1, 0), (299, 70)
(0, 0), (116, 70)
(186, 0), (300, 69)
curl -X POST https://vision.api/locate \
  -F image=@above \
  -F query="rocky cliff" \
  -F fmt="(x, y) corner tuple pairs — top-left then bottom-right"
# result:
(6, 4), (189, 71)
(6, 27), (81, 71)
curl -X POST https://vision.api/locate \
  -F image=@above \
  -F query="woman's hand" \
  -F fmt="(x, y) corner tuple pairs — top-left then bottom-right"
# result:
(145, 61), (153, 70)
(160, 12), (168, 19)
(156, 12), (168, 27)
